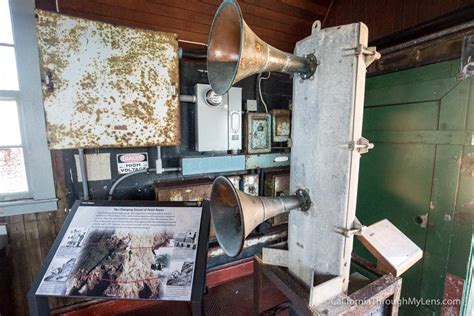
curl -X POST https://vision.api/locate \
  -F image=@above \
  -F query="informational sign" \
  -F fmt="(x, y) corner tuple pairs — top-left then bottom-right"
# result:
(117, 152), (149, 174)
(36, 202), (203, 301)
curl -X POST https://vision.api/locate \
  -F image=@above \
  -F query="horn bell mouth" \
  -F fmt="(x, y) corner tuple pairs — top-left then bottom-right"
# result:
(207, 0), (243, 95)
(210, 176), (244, 257)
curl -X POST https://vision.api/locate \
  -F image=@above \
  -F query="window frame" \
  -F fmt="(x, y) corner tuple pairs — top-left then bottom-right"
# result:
(0, 0), (57, 216)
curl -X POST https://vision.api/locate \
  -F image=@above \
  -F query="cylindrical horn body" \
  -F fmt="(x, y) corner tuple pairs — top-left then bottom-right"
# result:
(210, 176), (308, 257)
(207, 0), (316, 95)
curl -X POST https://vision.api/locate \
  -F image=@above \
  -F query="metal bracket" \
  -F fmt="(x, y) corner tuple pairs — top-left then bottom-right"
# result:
(337, 217), (367, 238)
(354, 44), (381, 67)
(311, 20), (321, 34)
(349, 136), (374, 154)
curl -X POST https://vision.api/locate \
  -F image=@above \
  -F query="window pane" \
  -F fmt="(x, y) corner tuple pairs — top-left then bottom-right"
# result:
(0, 46), (19, 90)
(0, 147), (28, 194)
(0, 100), (22, 146)
(0, 0), (14, 44)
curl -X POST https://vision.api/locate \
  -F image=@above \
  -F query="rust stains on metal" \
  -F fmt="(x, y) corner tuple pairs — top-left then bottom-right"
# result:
(461, 153), (474, 176)
(454, 210), (474, 224)
(272, 109), (291, 142)
(242, 174), (259, 196)
(36, 10), (180, 149)
(440, 273), (464, 315)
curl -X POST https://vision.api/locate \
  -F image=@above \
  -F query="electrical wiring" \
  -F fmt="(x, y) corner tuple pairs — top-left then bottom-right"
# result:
(257, 72), (271, 113)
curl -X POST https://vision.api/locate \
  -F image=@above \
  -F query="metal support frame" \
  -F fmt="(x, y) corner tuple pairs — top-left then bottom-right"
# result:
(286, 21), (374, 308)
(254, 255), (402, 315)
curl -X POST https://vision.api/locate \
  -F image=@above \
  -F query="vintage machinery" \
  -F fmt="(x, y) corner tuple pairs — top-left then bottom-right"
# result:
(194, 83), (242, 152)
(207, 0), (421, 315)
(206, 1), (317, 96)
(210, 176), (310, 257)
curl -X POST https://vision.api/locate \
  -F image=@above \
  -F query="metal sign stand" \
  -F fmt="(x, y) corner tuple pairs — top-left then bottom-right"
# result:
(27, 200), (211, 316)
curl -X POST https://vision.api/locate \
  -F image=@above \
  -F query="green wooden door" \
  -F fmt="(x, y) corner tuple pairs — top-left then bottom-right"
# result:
(355, 60), (473, 315)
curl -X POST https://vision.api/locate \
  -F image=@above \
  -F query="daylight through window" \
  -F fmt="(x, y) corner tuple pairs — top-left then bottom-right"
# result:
(0, 0), (29, 197)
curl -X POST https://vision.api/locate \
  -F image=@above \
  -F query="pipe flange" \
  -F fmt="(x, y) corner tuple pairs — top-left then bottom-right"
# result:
(300, 53), (318, 80)
(295, 189), (312, 212)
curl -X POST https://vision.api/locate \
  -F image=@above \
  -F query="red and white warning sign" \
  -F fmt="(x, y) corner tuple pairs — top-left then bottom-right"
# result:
(116, 152), (149, 174)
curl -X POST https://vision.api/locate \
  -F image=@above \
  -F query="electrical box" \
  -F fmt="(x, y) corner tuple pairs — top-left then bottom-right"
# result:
(244, 113), (272, 154)
(246, 99), (258, 112)
(195, 84), (242, 152)
(272, 109), (291, 142)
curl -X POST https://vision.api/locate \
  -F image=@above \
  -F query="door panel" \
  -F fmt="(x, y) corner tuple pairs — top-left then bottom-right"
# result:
(357, 60), (473, 315)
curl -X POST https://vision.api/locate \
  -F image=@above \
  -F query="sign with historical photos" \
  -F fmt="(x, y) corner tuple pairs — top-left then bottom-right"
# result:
(36, 201), (204, 301)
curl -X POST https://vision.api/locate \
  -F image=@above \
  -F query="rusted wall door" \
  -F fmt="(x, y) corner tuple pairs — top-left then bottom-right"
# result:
(357, 59), (473, 315)
(36, 10), (180, 149)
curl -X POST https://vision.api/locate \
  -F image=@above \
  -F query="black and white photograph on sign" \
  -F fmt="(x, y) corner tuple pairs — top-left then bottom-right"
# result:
(116, 152), (149, 174)
(44, 258), (76, 282)
(65, 228), (87, 247)
(166, 261), (194, 287)
(36, 204), (202, 301)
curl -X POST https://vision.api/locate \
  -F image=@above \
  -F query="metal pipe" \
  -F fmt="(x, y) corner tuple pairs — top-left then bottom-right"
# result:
(107, 165), (183, 200)
(78, 148), (90, 200)
(179, 48), (207, 60)
(108, 168), (155, 200)
(179, 94), (197, 103)
(156, 146), (163, 174)
(163, 167), (181, 172)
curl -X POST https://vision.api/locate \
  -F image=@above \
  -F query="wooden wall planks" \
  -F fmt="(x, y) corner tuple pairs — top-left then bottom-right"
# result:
(35, 0), (474, 51)
(324, 0), (474, 41)
(36, 0), (328, 52)
(0, 151), (79, 315)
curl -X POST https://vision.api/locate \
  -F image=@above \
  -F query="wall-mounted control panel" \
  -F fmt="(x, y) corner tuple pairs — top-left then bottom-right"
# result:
(195, 84), (242, 152)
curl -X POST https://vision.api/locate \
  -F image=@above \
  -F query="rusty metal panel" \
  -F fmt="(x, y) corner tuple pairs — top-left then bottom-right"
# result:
(36, 10), (180, 149)
(264, 173), (290, 197)
(244, 113), (271, 154)
(272, 109), (291, 142)
(155, 181), (212, 202)
(155, 178), (241, 202)
(242, 174), (259, 196)
(264, 172), (290, 224)
(228, 175), (242, 189)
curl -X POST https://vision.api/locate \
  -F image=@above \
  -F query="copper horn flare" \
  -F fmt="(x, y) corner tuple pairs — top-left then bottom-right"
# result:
(210, 176), (311, 257)
(207, 0), (317, 95)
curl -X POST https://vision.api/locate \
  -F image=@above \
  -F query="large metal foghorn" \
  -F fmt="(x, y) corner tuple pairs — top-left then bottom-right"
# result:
(210, 176), (310, 257)
(207, 0), (317, 95)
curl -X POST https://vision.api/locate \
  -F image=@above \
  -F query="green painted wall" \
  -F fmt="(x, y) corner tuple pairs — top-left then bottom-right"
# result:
(355, 60), (474, 315)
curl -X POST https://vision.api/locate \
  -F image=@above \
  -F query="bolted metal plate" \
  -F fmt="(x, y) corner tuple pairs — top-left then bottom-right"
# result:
(245, 153), (290, 169)
(36, 10), (180, 149)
